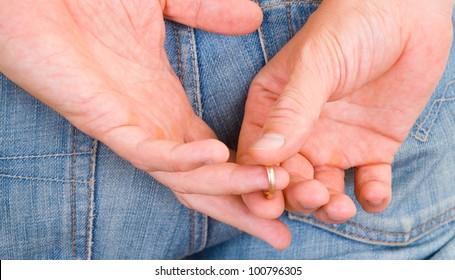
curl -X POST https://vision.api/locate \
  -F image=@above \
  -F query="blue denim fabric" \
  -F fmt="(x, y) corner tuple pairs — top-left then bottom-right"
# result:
(1, 0), (454, 259)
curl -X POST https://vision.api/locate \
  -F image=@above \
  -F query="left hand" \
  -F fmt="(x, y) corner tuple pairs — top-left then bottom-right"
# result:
(0, 0), (291, 249)
(237, 0), (453, 223)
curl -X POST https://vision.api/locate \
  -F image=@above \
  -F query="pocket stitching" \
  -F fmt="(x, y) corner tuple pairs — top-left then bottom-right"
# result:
(0, 173), (90, 184)
(288, 205), (455, 245)
(260, 1), (322, 9)
(412, 80), (455, 142)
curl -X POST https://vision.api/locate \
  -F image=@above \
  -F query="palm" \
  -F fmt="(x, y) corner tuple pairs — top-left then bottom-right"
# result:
(302, 74), (426, 169)
(1, 1), (198, 164)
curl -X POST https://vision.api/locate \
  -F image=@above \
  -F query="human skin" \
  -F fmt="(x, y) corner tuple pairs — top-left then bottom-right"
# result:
(238, 0), (453, 228)
(0, 0), (292, 250)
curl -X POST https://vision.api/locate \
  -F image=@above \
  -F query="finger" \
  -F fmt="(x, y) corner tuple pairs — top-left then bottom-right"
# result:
(314, 166), (346, 194)
(284, 179), (330, 213)
(177, 193), (291, 250)
(152, 163), (289, 196)
(354, 164), (392, 213)
(236, 157), (287, 220)
(242, 191), (286, 219)
(280, 154), (330, 213)
(311, 166), (357, 222)
(312, 193), (357, 224)
(163, 0), (263, 35)
(101, 125), (229, 172)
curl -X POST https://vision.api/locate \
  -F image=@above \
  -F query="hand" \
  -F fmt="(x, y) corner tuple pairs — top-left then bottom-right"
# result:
(0, 0), (291, 249)
(238, 0), (453, 223)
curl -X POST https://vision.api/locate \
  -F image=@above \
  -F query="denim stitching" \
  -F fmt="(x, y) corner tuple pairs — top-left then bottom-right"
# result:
(412, 80), (455, 141)
(290, 214), (455, 246)
(187, 25), (207, 253)
(0, 152), (91, 160)
(71, 127), (77, 260)
(255, 0), (270, 63)
(172, 23), (184, 84)
(197, 214), (208, 253)
(260, 0), (322, 9)
(0, 174), (89, 184)
(188, 209), (195, 255)
(286, 4), (294, 37)
(187, 26), (203, 117)
(173, 23), (199, 256)
(288, 205), (455, 245)
(85, 139), (98, 260)
(291, 205), (455, 235)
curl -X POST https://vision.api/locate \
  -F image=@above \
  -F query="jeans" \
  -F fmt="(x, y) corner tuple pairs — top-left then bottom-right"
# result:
(1, 0), (454, 259)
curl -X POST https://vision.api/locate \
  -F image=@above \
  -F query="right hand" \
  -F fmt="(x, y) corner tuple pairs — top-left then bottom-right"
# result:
(0, 0), (291, 249)
(238, 0), (453, 223)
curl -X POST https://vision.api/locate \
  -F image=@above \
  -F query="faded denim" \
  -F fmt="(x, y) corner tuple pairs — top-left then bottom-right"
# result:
(1, 0), (454, 259)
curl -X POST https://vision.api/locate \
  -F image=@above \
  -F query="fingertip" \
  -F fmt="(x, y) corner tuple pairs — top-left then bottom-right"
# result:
(318, 194), (357, 223)
(164, 0), (263, 35)
(358, 181), (391, 213)
(274, 166), (291, 191)
(270, 226), (292, 250)
(255, 219), (291, 250)
(243, 192), (285, 219)
(241, 0), (263, 33)
(354, 164), (392, 213)
(248, 120), (313, 165)
(203, 138), (230, 164)
(249, 133), (287, 165)
(287, 179), (330, 211)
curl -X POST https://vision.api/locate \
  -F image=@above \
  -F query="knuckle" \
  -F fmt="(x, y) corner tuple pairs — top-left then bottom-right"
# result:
(190, 0), (203, 28)
(269, 93), (314, 127)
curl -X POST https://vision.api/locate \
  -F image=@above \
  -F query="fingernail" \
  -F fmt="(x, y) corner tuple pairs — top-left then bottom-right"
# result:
(252, 134), (286, 150)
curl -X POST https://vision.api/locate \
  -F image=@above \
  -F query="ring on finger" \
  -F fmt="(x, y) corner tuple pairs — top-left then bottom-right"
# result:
(263, 166), (275, 199)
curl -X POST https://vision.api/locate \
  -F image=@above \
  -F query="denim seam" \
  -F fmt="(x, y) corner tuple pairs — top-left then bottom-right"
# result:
(71, 127), (77, 260)
(412, 80), (455, 142)
(188, 26), (203, 116)
(172, 23), (184, 83)
(184, 25), (206, 254)
(85, 139), (98, 260)
(260, 0), (322, 9)
(198, 214), (208, 253)
(286, 4), (294, 37)
(0, 152), (91, 160)
(290, 214), (455, 246)
(0, 174), (90, 184)
(412, 99), (455, 141)
(291, 205), (455, 235)
(256, 0), (270, 63)
(188, 209), (195, 255)
(288, 205), (455, 245)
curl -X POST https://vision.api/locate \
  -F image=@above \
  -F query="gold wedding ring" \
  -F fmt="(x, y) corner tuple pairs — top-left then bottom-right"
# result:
(263, 166), (276, 199)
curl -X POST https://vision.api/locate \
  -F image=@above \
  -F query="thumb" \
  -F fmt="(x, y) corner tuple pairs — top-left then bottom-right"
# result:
(163, 0), (263, 35)
(248, 37), (335, 165)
